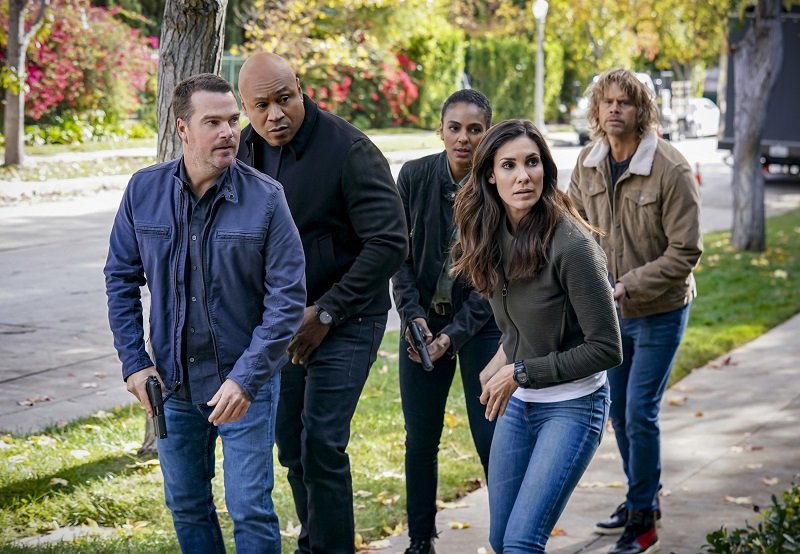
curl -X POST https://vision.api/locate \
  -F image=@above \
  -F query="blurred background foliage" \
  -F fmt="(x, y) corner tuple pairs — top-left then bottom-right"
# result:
(2, 0), (731, 144)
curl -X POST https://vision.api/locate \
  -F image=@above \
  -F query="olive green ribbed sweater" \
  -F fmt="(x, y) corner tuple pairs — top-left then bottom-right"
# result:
(489, 215), (623, 388)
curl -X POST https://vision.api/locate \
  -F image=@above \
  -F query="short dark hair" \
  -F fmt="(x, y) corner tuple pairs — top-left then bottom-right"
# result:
(172, 73), (235, 122)
(441, 89), (492, 127)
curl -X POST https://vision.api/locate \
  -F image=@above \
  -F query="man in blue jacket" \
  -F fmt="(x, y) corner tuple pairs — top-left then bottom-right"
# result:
(237, 53), (407, 553)
(105, 73), (306, 553)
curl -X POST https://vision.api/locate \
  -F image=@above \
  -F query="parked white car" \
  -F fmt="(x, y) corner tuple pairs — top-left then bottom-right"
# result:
(683, 97), (721, 138)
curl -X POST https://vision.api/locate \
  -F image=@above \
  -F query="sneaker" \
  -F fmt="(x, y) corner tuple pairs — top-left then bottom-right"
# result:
(608, 510), (660, 554)
(404, 538), (435, 554)
(595, 501), (663, 535)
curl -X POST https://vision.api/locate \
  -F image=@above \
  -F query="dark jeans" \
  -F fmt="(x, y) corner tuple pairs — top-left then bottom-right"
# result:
(276, 314), (387, 554)
(609, 304), (690, 511)
(399, 314), (500, 540)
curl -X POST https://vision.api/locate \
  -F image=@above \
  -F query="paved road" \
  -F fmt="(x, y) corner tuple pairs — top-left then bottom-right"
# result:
(1, 138), (798, 433)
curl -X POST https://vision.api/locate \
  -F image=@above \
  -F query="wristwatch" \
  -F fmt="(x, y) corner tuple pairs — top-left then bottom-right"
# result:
(316, 305), (333, 326)
(513, 360), (529, 388)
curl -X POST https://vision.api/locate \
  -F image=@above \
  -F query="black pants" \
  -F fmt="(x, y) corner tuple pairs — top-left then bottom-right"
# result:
(276, 314), (387, 554)
(399, 313), (500, 539)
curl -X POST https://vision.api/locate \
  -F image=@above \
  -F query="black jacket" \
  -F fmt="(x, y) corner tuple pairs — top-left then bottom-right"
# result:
(391, 151), (494, 353)
(237, 95), (407, 324)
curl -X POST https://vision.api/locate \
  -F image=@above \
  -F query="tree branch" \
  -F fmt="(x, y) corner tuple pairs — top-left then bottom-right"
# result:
(21, 0), (48, 46)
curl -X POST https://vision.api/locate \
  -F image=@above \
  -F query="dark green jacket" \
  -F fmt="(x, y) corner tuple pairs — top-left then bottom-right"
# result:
(490, 215), (622, 388)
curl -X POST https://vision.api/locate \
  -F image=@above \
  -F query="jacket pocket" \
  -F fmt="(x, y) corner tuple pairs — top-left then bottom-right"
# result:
(215, 229), (266, 243)
(622, 188), (661, 238)
(135, 223), (171, 240)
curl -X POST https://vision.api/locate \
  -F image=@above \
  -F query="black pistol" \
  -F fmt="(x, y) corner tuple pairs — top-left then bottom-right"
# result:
(409, 321), (434, 372)
(146, 376), (167, 439)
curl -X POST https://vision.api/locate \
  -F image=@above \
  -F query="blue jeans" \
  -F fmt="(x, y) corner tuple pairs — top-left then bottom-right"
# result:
(609, 304), (690, 511)
(157, 372), (281, 554)
(399, 315), (500, 539)
(276, 314), (386, 554)
(488, 386), (609, 554)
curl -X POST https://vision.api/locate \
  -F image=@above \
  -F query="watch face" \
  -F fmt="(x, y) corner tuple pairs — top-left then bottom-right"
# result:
(514, 364), (528, 386)
(318, 310), (333, 325)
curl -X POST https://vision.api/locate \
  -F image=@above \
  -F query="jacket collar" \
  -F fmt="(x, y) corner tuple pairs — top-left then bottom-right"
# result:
(582, 130), (658, 176)
(172, 158), (239, 204)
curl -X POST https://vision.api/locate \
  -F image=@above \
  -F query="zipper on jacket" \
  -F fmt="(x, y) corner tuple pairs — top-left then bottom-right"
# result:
(501, 279), (521, 362)
(171, 190), (185, 393)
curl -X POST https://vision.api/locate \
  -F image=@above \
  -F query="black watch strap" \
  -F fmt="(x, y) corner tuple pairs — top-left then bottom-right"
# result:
(513, 360), (529, 388)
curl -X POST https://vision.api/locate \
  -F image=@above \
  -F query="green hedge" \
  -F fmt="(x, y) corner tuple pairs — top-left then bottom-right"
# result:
(466, 33), (563, 124)
(402, 18), (467, 129)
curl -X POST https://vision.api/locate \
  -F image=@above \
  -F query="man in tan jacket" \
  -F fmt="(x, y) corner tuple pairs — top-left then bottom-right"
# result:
(568, 68), (702, 554)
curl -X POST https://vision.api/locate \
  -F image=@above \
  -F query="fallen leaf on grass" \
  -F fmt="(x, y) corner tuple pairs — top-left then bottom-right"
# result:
(773, 269), (788, 280)
(378, 364), (389, 374)
(49, 477), (69, 486)
(449, 521), (471, 529)
(444, 412), (460, 428)
(724, 496), (753, 505)
(281, 521), (300, 538)
(378, 350), (399, 361)
(381, 522), (403, 536)
(69, 449), (90, 459)
(761, 477), (779, 486)
(374, 492), (400, 506)
(374, 470), (404, 481)
(550, 527), (567, 537)
(17, 395), (52, 406)
(354, 490), (373, 498)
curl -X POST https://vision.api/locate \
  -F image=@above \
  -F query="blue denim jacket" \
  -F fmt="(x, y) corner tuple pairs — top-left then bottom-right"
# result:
(104, 158), (306, 400)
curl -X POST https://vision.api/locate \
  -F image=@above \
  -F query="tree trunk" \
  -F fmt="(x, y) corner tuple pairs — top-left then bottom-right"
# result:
(156, 0), (229, 162)
(730, 0), (783, 252)
(141, 0), (228, 454)
(3, 0), (46, 167)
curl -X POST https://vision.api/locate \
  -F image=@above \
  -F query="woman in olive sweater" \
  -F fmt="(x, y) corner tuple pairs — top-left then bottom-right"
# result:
(452, 119), (623, 553)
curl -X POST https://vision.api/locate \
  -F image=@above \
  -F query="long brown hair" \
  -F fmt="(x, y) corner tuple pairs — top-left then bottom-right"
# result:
(451, 119), (597, 295)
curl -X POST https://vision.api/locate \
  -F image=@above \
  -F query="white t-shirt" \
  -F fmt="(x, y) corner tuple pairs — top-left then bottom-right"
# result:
(512, 370), (607, 403)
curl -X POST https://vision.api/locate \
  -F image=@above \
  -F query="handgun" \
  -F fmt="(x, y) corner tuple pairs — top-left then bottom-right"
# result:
(146, 376), (168, 439)
(409, 320), (434, 372)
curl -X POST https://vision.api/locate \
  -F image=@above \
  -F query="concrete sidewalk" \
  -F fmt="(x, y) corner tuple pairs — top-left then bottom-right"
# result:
(382, 312), (800, 553)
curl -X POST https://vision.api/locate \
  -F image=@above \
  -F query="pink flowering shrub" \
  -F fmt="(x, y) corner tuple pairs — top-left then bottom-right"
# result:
(304, 52), (419, 129)
(5, 0), (156, 124)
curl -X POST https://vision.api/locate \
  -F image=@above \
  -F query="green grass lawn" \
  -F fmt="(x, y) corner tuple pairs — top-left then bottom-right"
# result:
(1, 209), (798, 552)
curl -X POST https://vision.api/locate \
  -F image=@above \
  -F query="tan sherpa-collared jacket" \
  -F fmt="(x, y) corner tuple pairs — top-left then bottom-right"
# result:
(567, 131), (703, 318)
